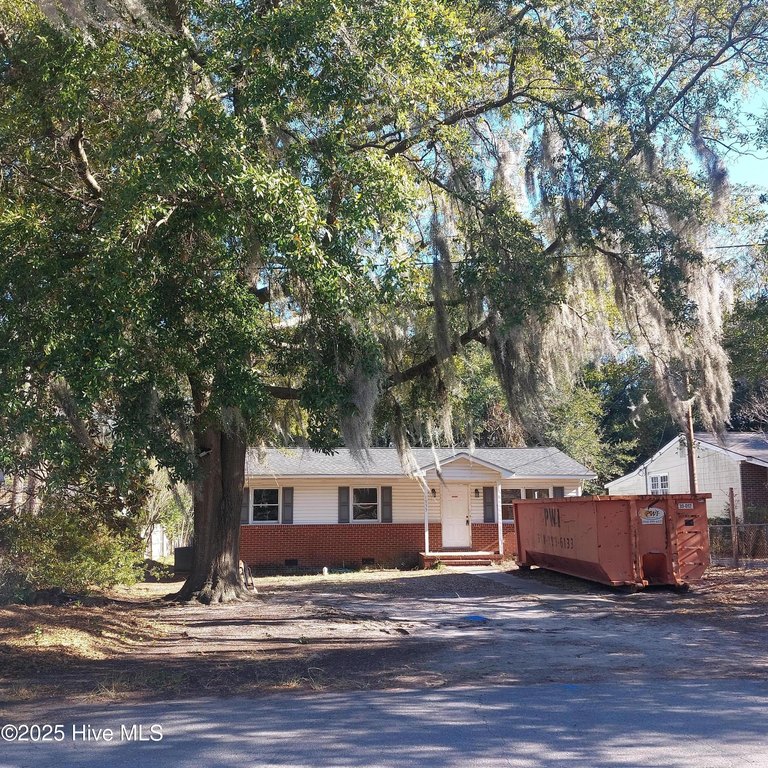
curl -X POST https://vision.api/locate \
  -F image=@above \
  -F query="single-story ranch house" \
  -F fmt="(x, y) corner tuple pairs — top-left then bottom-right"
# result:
(605, 432), (768, 521)
(239, 447), (595, 570)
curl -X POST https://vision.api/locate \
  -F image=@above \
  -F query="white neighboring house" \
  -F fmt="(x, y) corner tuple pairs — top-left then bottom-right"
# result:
(239, 447), (595, 569)
(144, 525), (178, 561)
(605, 432), (768, 521)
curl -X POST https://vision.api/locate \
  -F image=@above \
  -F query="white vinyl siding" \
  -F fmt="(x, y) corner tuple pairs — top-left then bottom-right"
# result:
(425, 457), (501, 483)
(468, 484), (579, 523)
(242, 476), (583, 525)
(607, 439), (744, 519)
(287, 478), (437, 524)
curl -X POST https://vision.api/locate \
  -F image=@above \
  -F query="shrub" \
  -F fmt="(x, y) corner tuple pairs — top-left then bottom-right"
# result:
(1, 502), (144, 595)
(0, 554), (32, 604)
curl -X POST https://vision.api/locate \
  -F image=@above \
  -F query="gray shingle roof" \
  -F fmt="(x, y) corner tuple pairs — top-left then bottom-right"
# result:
(694, 432), (768, 466)
(245, 447), (595, 478)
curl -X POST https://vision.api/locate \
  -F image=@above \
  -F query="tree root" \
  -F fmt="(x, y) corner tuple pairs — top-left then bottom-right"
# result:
(166, 580), (258, 604)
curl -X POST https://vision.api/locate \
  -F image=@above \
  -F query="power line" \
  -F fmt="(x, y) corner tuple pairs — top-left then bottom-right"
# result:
(708, 242), (768, 250)
(260, 241), (768, 272)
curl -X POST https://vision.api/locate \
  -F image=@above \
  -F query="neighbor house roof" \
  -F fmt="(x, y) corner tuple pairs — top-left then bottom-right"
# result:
(245, 447), (596, 479)
(693, 432), (768, 468)
(606, 431), (768, 488)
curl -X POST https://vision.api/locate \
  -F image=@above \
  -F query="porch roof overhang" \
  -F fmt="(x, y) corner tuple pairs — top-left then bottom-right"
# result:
(418, 451), (512, 478)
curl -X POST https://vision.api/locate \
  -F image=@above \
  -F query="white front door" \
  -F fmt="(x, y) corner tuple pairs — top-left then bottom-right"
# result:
(441, 484), (471, 548)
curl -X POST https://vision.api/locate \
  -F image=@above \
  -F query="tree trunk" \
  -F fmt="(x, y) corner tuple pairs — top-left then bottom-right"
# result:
(10, 474), (22, 514)
(174, 422), (251, 603)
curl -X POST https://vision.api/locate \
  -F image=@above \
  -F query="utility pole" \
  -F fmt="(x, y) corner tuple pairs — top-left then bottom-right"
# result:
(728, 486), (739, 568)
(686, 402), (698, 495)
(684, 372), (697, 495)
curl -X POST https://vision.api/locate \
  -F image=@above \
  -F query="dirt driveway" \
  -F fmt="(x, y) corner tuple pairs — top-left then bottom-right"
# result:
(2, 565), (767, 711)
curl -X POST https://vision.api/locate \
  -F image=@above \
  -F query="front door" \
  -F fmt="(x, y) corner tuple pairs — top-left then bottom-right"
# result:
(441, 484), (471, 548)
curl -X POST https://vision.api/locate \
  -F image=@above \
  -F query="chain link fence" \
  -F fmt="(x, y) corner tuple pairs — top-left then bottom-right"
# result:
(709, 524), (768, 566)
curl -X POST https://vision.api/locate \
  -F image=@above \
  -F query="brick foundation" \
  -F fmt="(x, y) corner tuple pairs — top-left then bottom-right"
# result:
(240, 523), (518, 570)
(741, 463), (768, 521)
(471, 523), (517, 555)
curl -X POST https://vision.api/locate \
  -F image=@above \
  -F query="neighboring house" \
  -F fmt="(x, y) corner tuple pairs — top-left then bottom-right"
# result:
(143, 524), (184, 561)
(605, 432), (768, 521)
(239, 447), (595, 570)
(0, 472), (37, 514)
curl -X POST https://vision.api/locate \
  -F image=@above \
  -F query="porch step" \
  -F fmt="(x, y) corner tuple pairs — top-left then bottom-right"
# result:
(420, 551), (502, 569)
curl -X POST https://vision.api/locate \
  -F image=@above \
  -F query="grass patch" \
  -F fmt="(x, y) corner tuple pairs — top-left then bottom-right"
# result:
(0, 603), (165, 665)
(91, 669), (195, 700)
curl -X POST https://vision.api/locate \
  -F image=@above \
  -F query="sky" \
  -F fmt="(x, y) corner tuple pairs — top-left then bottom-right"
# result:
(729, 154), (768, 188)
(725, 89), (768, 189)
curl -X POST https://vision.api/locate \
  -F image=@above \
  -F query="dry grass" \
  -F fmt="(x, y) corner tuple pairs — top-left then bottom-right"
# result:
(2, 566), (768, 709)
(693, 566), (768, 612)
(0, 597), (167, 667)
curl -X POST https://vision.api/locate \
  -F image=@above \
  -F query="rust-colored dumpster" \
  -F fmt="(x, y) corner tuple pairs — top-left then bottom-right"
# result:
(514, 494), (710, 588)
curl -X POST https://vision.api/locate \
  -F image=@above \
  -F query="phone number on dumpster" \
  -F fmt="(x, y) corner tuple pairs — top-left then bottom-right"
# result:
(535, 533), (575, 550)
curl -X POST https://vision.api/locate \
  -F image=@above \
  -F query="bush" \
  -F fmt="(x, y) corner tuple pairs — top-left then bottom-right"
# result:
(0, 554), (32, 604)
(1, 503), (144, 595)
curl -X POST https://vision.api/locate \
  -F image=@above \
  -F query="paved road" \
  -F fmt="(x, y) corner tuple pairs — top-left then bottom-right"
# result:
(4, 568), (768, 767)
(3, 679), (768, 767)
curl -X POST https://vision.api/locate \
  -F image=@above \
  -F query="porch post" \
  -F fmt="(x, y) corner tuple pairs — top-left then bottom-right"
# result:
(496, 482), (504, 557)
(421, 476), (431, 555)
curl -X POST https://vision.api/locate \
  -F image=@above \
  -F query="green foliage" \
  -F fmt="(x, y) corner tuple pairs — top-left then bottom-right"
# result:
(0, 555), (31, 604)
(544, 381), (637, 490)
(582, 358), (679, 469)
(2, 0), (767, 593)
(743, 505), (768, 524)
(1, 501), (144, 594)
(2, 0), (758, 477)
(725, 295), (768, 388)
(138, 466), (192, 547)
(452, 351), (524, 447)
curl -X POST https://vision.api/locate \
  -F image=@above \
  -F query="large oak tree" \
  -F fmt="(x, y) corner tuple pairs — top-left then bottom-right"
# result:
(2, 0), (767, 601)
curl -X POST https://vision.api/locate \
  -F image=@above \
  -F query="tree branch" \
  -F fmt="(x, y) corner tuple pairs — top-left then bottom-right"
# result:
(384, 60), (523, 158)
(264, 317), (491, 401)
(586, 11), (763, 213)
(0, 23), (11, 51)
(68, 122), (103, 201)
(264, 385), (302, 400)
(387, 317), (491, 387)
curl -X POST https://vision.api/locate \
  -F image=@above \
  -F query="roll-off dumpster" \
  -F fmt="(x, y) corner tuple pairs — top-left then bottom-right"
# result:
(514, 494), (710, 588)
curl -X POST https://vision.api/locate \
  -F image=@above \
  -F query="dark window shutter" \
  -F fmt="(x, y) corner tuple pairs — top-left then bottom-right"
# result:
(338, 486), (350, 523)
(553, 486), (565, 498)
(381, 486), (392, 523)
(483, 487), (496, 523)
(282, 487), (294, 524)
(240, 487), (251, 524)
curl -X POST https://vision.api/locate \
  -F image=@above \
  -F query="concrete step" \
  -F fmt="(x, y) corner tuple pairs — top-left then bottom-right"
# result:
(420, 551), (503, 568)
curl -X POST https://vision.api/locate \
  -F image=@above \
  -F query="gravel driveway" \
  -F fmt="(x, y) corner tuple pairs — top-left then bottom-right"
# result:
(3, 565), (767, 707)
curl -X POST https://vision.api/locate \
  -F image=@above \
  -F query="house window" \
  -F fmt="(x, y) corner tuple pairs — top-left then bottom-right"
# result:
(352, 487), (379, 521)
(253, 488), (279, 522)
(525, 488), (550, 499)
(501, 489), (521, 522)
(650, 474), (669, 494)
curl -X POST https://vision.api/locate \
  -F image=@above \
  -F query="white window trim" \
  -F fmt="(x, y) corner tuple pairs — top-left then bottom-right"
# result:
(501, 488), (522, 523)
(252, 487), (281, 524)
(649, 474), (669, 494)
(524, 487), (552, 500)
(351, 485), (380, 523)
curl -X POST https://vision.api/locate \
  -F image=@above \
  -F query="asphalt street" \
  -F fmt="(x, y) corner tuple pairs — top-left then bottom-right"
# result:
(3, 679), (768, 768)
